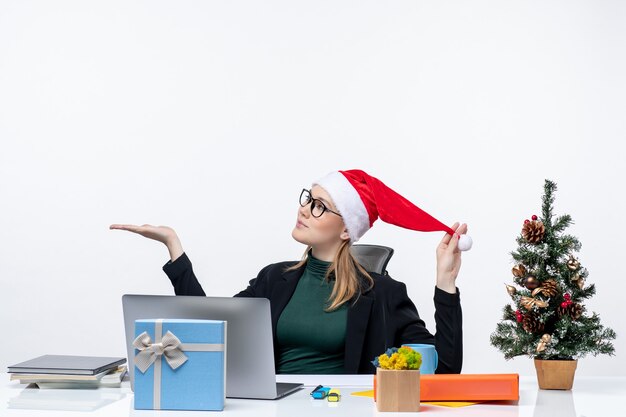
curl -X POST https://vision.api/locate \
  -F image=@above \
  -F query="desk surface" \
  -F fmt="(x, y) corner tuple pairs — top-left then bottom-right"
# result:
(2, 373), (625, 417)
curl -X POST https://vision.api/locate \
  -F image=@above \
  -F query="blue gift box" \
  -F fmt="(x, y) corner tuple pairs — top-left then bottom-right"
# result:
(133, 319), (226, 411)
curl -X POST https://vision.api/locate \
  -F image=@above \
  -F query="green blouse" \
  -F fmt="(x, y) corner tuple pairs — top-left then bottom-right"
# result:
(276, 252), (348, 374)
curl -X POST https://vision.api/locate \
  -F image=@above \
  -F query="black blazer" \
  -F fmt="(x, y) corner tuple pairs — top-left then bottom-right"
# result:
(163, 252), (463, 374)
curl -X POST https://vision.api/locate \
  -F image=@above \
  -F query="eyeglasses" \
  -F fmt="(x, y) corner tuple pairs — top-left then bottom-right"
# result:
(299, 189), (342, 218)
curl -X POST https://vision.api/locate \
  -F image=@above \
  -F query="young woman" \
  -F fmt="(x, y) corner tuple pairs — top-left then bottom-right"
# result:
(111, 169), (468, 374)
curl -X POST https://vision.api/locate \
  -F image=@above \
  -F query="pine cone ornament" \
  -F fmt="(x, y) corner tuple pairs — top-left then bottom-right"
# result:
(558, 302), (584, 320)
(531, 279), (559, 297)
(522, 220), (545, 243)
(522, 312), (545, 333)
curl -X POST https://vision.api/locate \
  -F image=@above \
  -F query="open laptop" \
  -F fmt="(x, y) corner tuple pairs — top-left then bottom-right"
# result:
(122, 294), (303, 399)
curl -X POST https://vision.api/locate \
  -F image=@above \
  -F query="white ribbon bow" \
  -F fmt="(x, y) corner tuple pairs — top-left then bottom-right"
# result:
(133, 330), (188, 373)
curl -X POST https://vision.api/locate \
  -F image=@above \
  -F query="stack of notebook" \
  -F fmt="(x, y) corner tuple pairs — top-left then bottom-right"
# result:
(8, 355), (127, 389)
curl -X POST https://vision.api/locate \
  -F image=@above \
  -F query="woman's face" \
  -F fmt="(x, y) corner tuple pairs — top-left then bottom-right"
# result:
(291, 184), (350, 248)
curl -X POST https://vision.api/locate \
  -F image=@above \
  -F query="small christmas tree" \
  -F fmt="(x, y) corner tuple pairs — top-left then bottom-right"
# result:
(491, 179), (616, 360)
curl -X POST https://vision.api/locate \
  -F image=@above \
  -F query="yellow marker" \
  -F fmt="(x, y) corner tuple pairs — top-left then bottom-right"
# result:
(327, 388), (341, 402)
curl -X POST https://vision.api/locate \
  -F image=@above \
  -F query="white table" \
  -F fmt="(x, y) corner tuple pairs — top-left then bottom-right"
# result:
(2, 373), (625, 417)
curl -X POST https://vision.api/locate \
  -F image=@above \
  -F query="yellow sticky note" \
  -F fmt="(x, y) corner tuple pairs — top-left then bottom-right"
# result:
(351, 389), (374, 397)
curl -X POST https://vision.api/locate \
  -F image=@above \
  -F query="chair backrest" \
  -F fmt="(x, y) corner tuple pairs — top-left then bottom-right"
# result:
(350, 244), (394, 275)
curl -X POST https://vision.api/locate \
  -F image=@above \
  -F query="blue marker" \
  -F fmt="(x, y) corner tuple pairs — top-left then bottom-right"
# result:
(310, 386), (331, 399)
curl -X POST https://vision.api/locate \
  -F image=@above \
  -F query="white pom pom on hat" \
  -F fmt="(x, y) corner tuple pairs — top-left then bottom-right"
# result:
(458, 234), (473, 251)
(312, 169), (472, 251)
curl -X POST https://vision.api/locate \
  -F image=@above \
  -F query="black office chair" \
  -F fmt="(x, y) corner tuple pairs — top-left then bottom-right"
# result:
(351, 244), (394, 275)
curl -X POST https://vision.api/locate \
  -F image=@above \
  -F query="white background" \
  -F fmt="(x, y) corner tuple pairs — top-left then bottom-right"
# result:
(1, 0), (624, 377)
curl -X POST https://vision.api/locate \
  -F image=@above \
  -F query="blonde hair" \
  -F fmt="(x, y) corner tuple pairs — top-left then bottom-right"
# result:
(285, 239), (374, 311)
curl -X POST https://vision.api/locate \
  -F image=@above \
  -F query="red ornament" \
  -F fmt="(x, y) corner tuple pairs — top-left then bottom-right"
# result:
(564, 293), (571, 301)
(515, 310), (523, 323)
(532, 215), (538, 220)
(561, 301), (568, 308)
(524, 219), (530, 224)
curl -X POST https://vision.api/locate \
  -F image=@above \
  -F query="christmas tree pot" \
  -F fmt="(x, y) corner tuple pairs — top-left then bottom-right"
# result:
(534, 359), (577, 390)
(375, 368), (420, 412)
(491, 180), (616, 390)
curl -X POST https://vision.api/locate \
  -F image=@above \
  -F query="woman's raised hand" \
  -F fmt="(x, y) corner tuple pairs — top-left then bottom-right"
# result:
(435, 222), (468, 294)
(109, 224), (174, 243)
(109, 224), (184, 261)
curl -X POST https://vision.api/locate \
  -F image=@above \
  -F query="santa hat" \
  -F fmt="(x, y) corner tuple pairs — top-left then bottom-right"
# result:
(312, 169), (472, 250)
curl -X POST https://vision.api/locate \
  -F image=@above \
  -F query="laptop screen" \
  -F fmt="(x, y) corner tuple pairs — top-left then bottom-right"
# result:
(122, 294), (281, 399)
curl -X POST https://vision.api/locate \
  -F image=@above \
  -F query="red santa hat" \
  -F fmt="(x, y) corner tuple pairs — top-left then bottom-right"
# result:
(312, 169), (472, 250)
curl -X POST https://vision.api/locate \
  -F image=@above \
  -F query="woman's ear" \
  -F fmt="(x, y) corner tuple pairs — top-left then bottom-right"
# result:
(340, 228), (350, 241)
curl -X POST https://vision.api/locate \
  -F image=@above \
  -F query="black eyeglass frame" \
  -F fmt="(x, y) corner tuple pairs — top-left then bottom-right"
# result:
(299, 188), (342, 218)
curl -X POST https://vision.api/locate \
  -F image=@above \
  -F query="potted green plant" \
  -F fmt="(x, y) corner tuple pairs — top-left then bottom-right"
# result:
(491, 180), (616, 390)
(372, 346), (422, 412)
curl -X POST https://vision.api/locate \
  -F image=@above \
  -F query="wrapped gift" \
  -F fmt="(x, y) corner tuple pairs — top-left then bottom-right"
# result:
(133, 319), (226, 411)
